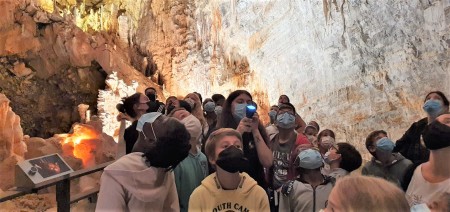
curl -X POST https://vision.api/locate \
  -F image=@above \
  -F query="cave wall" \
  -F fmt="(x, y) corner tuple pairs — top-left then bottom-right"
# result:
(204, 0), (450, 157)
(130, 0), (450, 158)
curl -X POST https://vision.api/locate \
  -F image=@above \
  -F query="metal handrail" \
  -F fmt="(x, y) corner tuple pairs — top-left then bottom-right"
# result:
(0, 160), (114, 212)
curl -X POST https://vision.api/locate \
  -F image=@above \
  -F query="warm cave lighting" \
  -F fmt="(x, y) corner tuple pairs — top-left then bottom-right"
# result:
(59, 124), (100, 166)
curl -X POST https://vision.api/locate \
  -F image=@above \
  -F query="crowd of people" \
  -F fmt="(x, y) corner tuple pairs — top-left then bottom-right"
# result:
(95, 89), (450, 212)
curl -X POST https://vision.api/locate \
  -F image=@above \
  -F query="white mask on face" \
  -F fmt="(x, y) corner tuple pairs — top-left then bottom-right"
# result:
(136, 112), (162, 132)
(320, 136), (335, 149)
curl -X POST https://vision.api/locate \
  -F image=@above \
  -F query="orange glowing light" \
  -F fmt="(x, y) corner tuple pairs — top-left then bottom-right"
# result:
(61, 124), (100, 166)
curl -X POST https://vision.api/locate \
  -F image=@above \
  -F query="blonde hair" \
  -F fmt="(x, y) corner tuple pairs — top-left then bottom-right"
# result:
(204, 128), (242, 161)
(330, 175), (409, 212)
(185, 93), (208, 131)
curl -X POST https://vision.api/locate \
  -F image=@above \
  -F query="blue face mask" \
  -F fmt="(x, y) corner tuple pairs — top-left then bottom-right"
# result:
(204, 101), (216, 112)
(376, 137), (395, 152)
(268, 110), (277, 123)
(423, 99), (443, 117)
(276, 113), (296, 129)
(233, 103), (247, 121)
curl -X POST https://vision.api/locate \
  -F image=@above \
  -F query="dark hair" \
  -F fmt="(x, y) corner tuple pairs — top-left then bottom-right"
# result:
(178, 100), (192, 113)
(425, 91), (449, 106)
(211, 94), (225, 103)
(143, 118), (191, 171)
(309, 121), (320, 132)
(279, 95), (290, 103)
(217, 90), (253, 129)
(365, 130), (387, 149)
(145, 87), (156, 94)
(317, 129), (336, 141)
(116, 93), (142, 118)
(336, 143), (362, 173)
(278, 102), (296, 115)
(217, 90), (269, 141)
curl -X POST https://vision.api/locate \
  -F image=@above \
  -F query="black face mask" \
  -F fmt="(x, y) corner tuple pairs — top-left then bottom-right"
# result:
(423, 120), (450, 150)
(147, 93), (157, 102)
(216, 146), (249, 173)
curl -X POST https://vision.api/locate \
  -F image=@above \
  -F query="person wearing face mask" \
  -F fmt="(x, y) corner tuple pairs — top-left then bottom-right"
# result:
(406, 113), (450, 208)
(323, 143), (362, 179)
(96, 116), (191, 211)
(116, 93), (150, 154)
(169, 108), (208, 212)
(279, 149), (334, 212)
(202, 99), (218, 153)
(362, 130), (414, 190)
(266, 103), (305, 211)
(394, 91), (450, 165)
(265, 105), (280, 140)
(278, 94), (307, 132)
(145, 87), (165, 114)
(189, 128), (270, 212)
(214, 90), (273, 189)
(317, 129), (336, 155)
(304, 121), (320, 147)
(185, 93), (209, 138)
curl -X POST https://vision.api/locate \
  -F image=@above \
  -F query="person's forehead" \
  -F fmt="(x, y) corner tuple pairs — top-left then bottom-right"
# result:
(426, 93), (443, 100)
(278, 108), (293, 113)
(234, 94), (251, 101)
(217, 135), (241, 145)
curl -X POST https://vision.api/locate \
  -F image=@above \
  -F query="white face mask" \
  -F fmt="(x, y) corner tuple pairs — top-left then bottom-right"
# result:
(136, 112), (162, 132)
(320, 136), (335, 148)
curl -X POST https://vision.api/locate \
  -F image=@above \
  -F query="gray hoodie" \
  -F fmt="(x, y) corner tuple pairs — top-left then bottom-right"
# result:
(96, 152), (179, 212)
(362, 152), (413, 188)
(279, 177), (334, 212)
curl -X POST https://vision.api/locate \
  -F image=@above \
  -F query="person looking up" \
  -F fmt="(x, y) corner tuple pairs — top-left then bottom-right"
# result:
(362, 130), (413, 189)
(304, 121), (320, 147)
(265, 105), (279, 140)
(116, 93), (149, 154)
(189, 128), (270, 212)
(266, 103), (302, 211)
(324, 142), (362, 179)
(215, 90), (273, 188)
(212, 94), (226, 116)
(406, 113), (450, 207)
(145, 87), (165, 113)
(279, 149), (334, 212)
(169, 108), (208, 212)
(278, 94), (307, 132)
(96, 116), (191, 211)
(395, 91), (449, 165)
(317, 129), (336, 156)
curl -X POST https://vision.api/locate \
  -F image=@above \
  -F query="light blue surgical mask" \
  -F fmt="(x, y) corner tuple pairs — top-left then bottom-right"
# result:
(136, 112), (162, 132)
(204, 101), (216, 112)
(410, 203), (431, 212)
(233, 103), (247, 121)
(214, 106), (223, 116)
(268, 110), (277, 123)
(376, 137), (395, 152)
(423, 99), (443, 117)
(276, 113), (296, 129)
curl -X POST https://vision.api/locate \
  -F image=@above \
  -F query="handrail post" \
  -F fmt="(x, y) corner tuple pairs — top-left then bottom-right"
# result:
(56, 178), (70, 212)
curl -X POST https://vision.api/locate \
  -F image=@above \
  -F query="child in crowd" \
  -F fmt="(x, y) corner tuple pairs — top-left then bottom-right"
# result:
(279, 149), (334, 212)
(406, 113), (450, 207)
(304, 121), (320, 147)
(169, 108), (208, 212)
(323, 142), (362, 179)
(189, 128), (270, 212)
(362, 130), (414, 189)
(96, 115), (191, 211)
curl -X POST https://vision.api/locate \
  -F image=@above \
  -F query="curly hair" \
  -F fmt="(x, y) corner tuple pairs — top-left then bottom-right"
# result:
(142, 117), (191, 171)
(336, 143), (362, 173)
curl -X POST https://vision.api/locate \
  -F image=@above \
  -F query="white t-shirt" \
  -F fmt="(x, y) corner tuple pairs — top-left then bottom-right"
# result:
(406, 164), (450, 206)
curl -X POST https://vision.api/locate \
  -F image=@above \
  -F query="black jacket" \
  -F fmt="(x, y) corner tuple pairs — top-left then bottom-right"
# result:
(394, 118), (430, 165)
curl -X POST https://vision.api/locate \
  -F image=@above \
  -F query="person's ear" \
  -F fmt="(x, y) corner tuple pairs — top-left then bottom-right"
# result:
(368, 146), (376, 153)
(335, 154), (342, 161)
